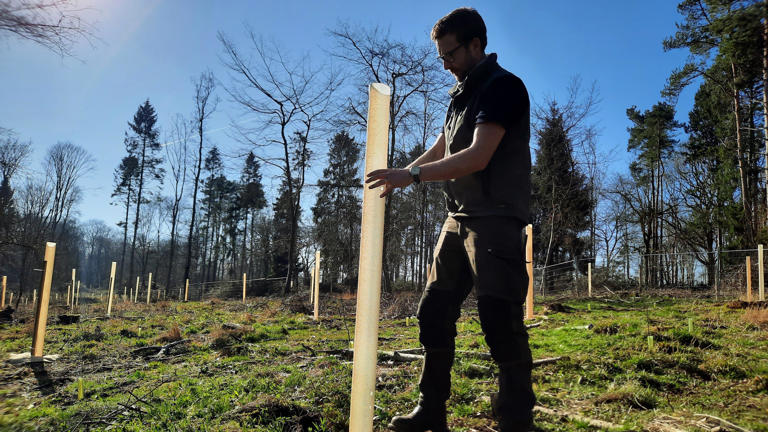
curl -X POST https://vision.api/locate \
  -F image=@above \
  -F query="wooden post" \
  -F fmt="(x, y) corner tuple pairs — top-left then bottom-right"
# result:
(309, 264), (315, 304)
(32, 242), (56, 357)
(1, 275), (6, 308)
(75, 281), (80, 306)
(135, 276), (140, 303)
(33, 289), (37, 305)
(69, 268), (75, 307)
(525, 224), (534, 320)
(313, 251), (320, 320)
(146, 273), (152, 305)
(9, 292), (13, 304)
(349, 83), (389, 432)
(123, 285), (127, 300)
(588, 262), (592, 297)
(747, 256), (753, 302)
(757, 245), (765, 301)
(184, 279), (189, 302)
(242, 273), (247, 304)
(106, 261), (117, 317)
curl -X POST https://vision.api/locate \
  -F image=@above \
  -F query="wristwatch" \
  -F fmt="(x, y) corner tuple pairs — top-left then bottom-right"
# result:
(409, 166), (421, 184)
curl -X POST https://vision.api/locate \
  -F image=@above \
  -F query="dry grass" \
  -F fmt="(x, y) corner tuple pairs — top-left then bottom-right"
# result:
(156, 324), (182, 343)
(744, 307), (768, 328)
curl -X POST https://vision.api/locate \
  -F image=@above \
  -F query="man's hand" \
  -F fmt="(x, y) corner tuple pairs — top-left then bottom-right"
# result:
(365, 168), (413, 197)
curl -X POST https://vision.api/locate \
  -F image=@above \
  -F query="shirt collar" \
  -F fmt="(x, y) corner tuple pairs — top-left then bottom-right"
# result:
(448, 53), (498, 99)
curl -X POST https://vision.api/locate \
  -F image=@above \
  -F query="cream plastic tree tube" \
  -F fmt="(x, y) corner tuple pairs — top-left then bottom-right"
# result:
(146, 272), (153, 304)
(313, 250), (320, 320)
(32, 242), (56, 357)
(349, 83), (390, 432)
(107, 262), (117, 316)
(525, 224), (534, 319)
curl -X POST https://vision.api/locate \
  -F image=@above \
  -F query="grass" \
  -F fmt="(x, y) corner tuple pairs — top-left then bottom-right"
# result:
(0, 294), (766, 431)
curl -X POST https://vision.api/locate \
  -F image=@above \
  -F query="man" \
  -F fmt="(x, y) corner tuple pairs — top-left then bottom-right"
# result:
(364, 7), (535, 432)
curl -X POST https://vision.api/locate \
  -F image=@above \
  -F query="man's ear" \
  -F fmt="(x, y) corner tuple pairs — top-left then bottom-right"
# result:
(470, 37), (483, 56)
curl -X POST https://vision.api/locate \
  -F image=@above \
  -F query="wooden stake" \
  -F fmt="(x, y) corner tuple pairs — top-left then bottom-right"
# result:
(1, 275), (6, 308)
(135, 276), (140, 303)
(9, 292), (13, 304)
(33, 289), (37, 305)
(760, 244), (766, 301)
(184, 279), (189, 302)
(31, 242), (56, 357)
(75, 281), (80, 306)
(525, 224), (534, 320)
(107, 262), (117, 317)
(69, 268), (75, 307)
(309, 264), (314, 304)
(588, 262), (592, 297)
(146, 273), (152, 304)
(349, 83), (389, 432)
(314, 251), (320, 321)
(242, 273), (247, 304)
(747, 256), (753, 302)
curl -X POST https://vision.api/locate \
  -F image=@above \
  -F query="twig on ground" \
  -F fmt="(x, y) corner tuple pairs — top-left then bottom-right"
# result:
(534, 405), (623, 430)
(693, 414), (752, 432)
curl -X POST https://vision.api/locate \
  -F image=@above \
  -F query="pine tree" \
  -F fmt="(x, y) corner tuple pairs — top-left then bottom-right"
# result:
(239, 152), (266, 275)
(312, 131), (362, 289)
(531, 103), (593, 271)
(125, 100), (164, 288)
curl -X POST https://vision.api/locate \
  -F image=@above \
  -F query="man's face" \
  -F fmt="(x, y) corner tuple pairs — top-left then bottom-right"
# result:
(435, 33), (475, 82)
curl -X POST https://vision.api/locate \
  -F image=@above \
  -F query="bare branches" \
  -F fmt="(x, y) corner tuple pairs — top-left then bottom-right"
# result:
(0, 130), (32, 181)
(0, 0), (98, 57)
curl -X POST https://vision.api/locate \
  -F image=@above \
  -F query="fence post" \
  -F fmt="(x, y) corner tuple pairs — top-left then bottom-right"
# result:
(588, 262), (592, 297)
(747, 256), (752, 302)
(1, 275), (6, 308)
(184, 279), (189, 302)
(146, 273), (152, 305)
(31, 242), (56, 357)
(309, 265), (314, 304)
(757, 245), (765, 301)
(135, 276), (140, 303)
(107, 262), (117, 317)
(242, 273), (247, 304)
(313, 251), (320, 321)
(525, 224), (534, 320)
(69, 268), (75, 307)
(349, 83), (389, 432)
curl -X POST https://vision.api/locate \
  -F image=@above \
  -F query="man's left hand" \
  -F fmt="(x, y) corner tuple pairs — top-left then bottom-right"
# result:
(365, 168), (413, 197)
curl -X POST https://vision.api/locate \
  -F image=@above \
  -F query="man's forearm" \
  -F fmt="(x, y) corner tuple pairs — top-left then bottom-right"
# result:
(407, 133), (445, 169)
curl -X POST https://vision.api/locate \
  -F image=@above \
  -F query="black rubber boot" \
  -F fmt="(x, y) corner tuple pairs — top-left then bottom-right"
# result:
(491, 362), (535, 432)
(388, 349), (453, 432)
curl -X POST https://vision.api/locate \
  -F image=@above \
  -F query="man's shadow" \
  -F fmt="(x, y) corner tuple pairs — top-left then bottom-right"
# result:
(30, 362), (55, 395)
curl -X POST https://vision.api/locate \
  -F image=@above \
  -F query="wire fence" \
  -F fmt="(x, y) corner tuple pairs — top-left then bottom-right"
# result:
(534, 248), (764, 300)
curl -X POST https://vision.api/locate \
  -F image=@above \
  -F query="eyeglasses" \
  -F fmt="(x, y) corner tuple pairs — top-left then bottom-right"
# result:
(437, 43), (466, 63)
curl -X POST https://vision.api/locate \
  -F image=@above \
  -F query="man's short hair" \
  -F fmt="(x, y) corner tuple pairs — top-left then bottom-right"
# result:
(431, 7), (487, 50)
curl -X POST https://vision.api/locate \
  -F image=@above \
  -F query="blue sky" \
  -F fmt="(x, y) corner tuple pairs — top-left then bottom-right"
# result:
(0, 0), (696, 230)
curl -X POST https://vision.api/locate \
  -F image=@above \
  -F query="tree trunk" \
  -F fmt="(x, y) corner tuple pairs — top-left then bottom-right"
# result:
(732, 62), (753, 245)
(763, 0), (768, 224)
(118, 180), (132, 287)
(129, 136), (148, 290)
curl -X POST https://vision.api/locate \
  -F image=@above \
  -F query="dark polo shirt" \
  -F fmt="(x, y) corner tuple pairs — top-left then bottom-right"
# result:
(442, 53), (531, 223)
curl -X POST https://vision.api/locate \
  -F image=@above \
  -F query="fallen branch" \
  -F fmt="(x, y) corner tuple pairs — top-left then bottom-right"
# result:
(526, 321), (543, 329)
(694, 414), (752, 432)
(534, 405), (623, 430)
(131, 339), (190, 358)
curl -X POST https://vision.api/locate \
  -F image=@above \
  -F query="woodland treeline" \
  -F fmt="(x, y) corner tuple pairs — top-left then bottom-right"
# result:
(0, 0), (766, 302)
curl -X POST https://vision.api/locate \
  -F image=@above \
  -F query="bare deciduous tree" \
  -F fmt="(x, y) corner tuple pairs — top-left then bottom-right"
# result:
(0, 0), (97, 57)
(183, 70), (218, 287)
(219, 29), (339, 294)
